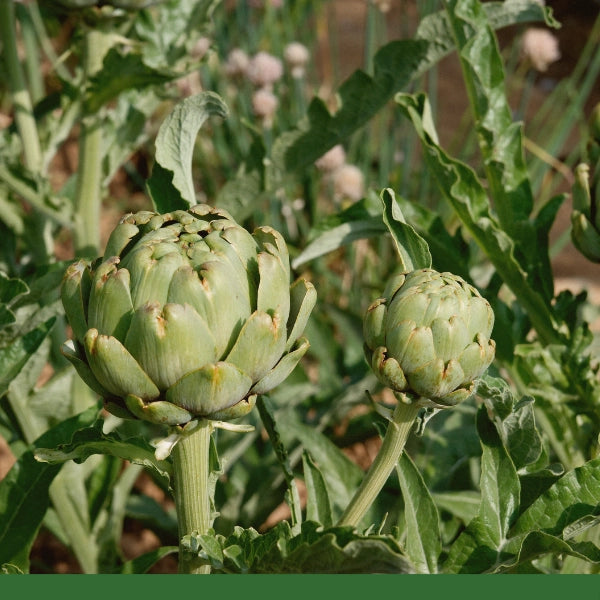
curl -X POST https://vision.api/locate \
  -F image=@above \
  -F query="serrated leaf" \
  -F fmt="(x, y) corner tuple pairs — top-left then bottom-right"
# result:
(85, 49), (176, 113)
(395, 91), (560, 345)
(147, 92), (228, 211)
(477, 375), (543, 471)
(504, 531), (600, 572)
(444, 0), (554, 300)
(273, 1), (554, 175)
(0, 406), (98, 573)
(508, 456), (600, 540)
(396, 451), (441, 573)
(0, 317), (55, 400)
(184, 521), (414, 574)
(443, 407), (520, 573)
(34, 417), (172, 486)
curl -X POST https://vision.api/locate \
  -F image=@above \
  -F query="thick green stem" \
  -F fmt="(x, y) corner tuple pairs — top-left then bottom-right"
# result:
(74, 27), (113, 258)
(172, 421), (213, 575)
(0, 0), (42, 173)
(337, 400), (421, 528)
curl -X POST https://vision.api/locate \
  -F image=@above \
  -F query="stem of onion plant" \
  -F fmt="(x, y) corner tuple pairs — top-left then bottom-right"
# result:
(172, 420), (213, 574)
(337, 396), (421, 528)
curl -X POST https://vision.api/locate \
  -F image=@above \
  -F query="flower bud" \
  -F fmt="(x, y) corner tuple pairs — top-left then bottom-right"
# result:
(364, 268), (496, 408)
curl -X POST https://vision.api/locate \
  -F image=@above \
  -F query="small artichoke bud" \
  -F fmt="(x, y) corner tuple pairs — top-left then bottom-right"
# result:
(571, 163), (600, 263)
(61, 205), (316, 425)
(363, 268), (496, 409)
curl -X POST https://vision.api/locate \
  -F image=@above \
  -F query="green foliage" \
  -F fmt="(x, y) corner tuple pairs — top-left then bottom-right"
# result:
(0, 0), (599, 575)
(182, 520), (413, 574)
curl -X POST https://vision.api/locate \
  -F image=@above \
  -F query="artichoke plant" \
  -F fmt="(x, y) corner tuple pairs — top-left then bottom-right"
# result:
(363, 268), (495, 408)
(61, 204), (316, 425)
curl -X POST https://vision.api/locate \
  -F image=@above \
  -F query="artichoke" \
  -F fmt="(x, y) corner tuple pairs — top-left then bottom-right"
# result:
(571, 163), (600, 263)
(61, 205), (316, 425)
(363, 268), (495, 408)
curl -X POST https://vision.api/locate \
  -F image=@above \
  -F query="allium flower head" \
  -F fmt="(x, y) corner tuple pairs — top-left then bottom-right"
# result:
(521, 28), (561, 72)
(190, 37), (211, 59)
(252, 88), (279, 127)
(332, 164), (365, 202)
(224, 48), (250, 78)
(315, 145), (346, 172)
(284, 42), (310, 78)
(247, 51), (283, 89)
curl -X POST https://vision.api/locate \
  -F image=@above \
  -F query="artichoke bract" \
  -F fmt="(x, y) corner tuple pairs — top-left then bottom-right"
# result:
(363, 268), (495, 408)
(61, 205), (316, 425)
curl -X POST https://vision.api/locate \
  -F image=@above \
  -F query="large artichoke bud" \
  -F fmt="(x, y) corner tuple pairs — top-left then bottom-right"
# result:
(363, 268), (495, 409)
(61, 205), (316, 425)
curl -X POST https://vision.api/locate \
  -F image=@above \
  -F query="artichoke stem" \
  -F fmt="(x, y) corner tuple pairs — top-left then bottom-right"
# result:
(172, 420), (213, 574)
(337, 398), (421, 529)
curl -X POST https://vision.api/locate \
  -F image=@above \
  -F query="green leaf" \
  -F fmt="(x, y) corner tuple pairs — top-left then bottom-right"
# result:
(508, 456), (600, 540)
(444, 0), (554, 301)
(395, 91), (560, 346)
(0, 273), (28, 308)
(0, 406), (98, 573)
(476, 408), (521, 548)
(396, 451), (441, 573)
(273, 1), (554, 175)
(395, 196), (471, 280)
(34, 417), (172, 486)
(431, 490), (480, 525)
(476, 376), (543, 471)
(442, 406), (520, 573)
(86, 454), (121, 527)
(504, 531), (600, 572)
(85, 49), (176, 114)
(256, 397), (303, 532)
(0, 317), (55, 400)
(291, 217), (384, 270)
(118, 546), (178, 574)
(183, 521), (414, 573)
(381, 188), (431, 272)
(302, 451), (333, 528)
(280, 414), (364, 518)
(147, 92), (228, 211)
(125, 493), (178, 537)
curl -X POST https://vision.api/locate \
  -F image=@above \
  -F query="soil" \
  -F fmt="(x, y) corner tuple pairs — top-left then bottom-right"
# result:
(2, 0), (600, 574)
